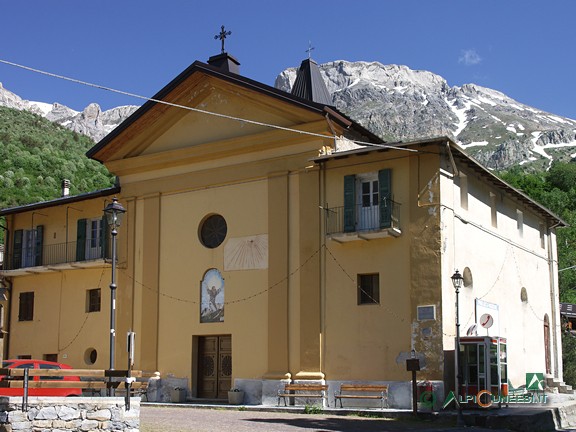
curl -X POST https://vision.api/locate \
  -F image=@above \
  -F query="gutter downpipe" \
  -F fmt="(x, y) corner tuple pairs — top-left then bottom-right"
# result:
(548, 221), (562, 379)
(319, 160), (327, 375)
(0, 222), (10, 360)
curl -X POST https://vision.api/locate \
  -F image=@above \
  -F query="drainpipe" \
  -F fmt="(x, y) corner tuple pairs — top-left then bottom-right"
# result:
(319, 161), (327, 374)
(547, 222), (561, 379)
(0, 222), (10, 361)
(1, 277), (11, 361)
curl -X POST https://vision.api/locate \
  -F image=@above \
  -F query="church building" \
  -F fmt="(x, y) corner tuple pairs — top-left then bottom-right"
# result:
(0, 40), (564, 407)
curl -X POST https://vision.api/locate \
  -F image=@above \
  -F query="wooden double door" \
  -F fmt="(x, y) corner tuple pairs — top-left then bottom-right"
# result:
(197, 335), (232, 399)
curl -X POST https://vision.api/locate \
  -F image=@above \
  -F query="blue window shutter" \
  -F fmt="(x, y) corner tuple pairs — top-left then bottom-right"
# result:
(344, 175), (356, 232)
(379, 169), (392, 229)
(34, 225), (44, 266)
(13, 230), (23, 270)
(76, 219), (86, 261)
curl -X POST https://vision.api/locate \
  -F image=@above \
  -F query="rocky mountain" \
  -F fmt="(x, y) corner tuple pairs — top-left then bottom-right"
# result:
(276, 61), (576, 171)
(0, 82), (138, 142)
(2, 59), (575, 172)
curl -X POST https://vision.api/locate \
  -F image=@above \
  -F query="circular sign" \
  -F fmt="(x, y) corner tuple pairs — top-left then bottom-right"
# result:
(479, 313), (494, 329)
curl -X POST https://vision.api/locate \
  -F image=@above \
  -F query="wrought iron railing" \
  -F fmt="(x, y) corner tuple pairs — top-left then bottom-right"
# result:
(3, 239), (111, 270)
(325, 200), (401, 236)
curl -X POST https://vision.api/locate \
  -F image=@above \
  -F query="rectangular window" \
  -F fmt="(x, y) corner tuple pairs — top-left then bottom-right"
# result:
(417, 305), (436, 321)
(517, 210), (524, 237)
(490, 192), (497, 228)
(43, 353), (58, 362)
(86, 288), (101, 313)
(460, 173), (468, 210)
(358, 274), (379, 305)
(18, 292), (34, 321)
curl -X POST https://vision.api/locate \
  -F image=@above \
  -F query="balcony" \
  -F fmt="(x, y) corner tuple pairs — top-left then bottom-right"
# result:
(325, 200), (401, 243)
(1, 240), (112, 276)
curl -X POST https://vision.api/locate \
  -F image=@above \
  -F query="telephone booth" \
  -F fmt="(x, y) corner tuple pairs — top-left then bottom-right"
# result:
(459, 336), (507, 402)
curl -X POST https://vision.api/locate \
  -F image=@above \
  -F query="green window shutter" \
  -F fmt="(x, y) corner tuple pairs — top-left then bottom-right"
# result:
(379, 169), (392, 229)
(101, 216), (110, 259)
(34, 225), (44, 266)
(13, 229), (23, 270)
(344, 175), (356, 232)
(76, 219), (87, 262)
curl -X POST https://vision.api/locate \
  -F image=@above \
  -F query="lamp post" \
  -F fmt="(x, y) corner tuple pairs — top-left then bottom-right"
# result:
(103, 197), (126, 396)
(451, 269), (465, 426)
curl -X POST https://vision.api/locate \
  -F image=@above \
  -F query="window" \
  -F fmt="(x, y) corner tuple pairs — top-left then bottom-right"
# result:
(76, 218), (106, 261)
(40, 362), (64, 380)
(344, 169), (392, 233)
(358, 274), (379, 305)
(199, 214), (228, 249)
(490, 192), (497, 228)
(417, 305), (436, 321)
(86, 288), (101, 313)
(12, 227), (44, 269)
(43, 354), (58, 362)
(516, 210), (524, 237)
(18, 292), (34, 321)
(459, 173), (468, 210)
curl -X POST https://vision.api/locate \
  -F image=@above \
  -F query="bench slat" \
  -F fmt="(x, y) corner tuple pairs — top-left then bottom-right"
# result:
(335, 384), (388, 409)
(277, 384), (328, 407)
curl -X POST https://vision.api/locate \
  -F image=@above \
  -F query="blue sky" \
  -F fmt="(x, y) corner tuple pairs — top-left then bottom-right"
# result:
(1, 1), (575, 119)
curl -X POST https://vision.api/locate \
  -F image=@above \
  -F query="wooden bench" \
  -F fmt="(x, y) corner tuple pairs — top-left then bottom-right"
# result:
(334, 384), (389, 409)
(277, 384), (329, 407)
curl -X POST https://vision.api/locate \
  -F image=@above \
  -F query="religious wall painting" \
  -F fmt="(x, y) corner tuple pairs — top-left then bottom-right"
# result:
(200, 268), (225, 323)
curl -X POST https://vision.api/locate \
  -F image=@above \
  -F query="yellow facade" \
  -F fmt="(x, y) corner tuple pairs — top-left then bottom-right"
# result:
(0, 58), (564, 407)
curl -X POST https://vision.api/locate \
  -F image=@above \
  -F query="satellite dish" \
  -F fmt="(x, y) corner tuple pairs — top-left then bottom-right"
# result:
(466, 324), (478, 336)
(480, 313), (494, 329)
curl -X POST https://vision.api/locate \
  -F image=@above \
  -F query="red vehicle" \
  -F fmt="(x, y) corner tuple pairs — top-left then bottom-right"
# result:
(0, 359), (82, 396)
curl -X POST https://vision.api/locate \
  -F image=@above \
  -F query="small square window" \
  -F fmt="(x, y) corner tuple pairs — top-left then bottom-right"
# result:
(86, 288), (101, 313)
(417, 305), (436, 321)
(358, 274), (379, 305)
(18, 292), (34, 321)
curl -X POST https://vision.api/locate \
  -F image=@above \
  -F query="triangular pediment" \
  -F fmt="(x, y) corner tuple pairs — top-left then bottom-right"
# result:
(88, 63), (335, 168)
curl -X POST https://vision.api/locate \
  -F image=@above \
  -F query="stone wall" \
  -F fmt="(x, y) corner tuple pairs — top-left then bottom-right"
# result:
(0, 397), (140, 432)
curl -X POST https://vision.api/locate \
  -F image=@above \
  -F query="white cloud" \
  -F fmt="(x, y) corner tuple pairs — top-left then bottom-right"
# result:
(459, 49), (482, 66)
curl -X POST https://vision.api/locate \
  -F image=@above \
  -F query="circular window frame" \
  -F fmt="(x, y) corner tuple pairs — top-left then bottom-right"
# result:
(199, 214), (228, 249)
(84, 348), (98, 365)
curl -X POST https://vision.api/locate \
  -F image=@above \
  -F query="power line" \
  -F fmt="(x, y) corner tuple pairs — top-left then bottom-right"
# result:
(0, 58), (417, 153)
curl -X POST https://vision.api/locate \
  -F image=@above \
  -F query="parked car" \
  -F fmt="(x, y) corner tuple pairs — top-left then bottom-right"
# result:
(0, 359), (82, 396)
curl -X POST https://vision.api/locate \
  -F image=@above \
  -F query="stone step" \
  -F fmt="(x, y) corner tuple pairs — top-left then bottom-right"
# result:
(546, 376), (561, 387)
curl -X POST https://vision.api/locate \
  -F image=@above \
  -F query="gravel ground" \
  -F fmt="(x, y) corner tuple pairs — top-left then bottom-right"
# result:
(139, 405), (513, 432)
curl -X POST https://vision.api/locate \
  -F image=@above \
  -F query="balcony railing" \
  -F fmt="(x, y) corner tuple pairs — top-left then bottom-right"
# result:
(2, 239), (111, 271)
(325, 200), (401, 239)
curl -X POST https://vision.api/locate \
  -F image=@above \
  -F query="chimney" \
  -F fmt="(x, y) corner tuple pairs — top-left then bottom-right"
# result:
(207, 52), (241, 74)
(61, 179), (70, 197)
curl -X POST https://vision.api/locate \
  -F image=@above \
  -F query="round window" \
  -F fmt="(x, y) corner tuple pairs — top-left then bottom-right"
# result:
(199, 214), (227, 248)
(84, 348), (98, 365)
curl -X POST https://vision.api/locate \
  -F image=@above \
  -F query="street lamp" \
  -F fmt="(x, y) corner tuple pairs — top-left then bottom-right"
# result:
(451, 269), (465, 426)
(103, 197), (126, 396)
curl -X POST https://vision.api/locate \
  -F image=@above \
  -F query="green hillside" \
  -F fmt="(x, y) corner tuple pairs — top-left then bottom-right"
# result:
(0, 105), (114, 208)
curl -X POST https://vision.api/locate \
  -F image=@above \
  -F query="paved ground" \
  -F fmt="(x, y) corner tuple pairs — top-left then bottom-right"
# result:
(140, 405), (515, 432)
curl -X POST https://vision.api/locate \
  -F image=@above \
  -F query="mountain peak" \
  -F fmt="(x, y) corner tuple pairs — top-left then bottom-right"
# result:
(0, 84), (138, 142)
(277, 60), (576, 170)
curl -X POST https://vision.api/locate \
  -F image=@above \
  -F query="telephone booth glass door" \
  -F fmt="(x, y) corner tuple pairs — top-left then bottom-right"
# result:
(459, 336), (507, 401)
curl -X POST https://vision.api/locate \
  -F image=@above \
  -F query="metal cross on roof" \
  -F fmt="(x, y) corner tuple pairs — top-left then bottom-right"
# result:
(214, 25), (232, 54)
(306, 41), (315, 59)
